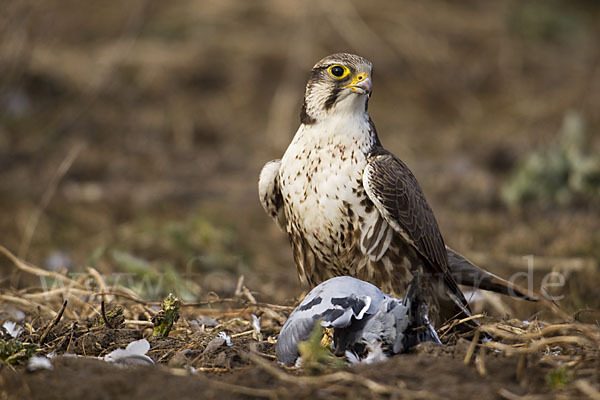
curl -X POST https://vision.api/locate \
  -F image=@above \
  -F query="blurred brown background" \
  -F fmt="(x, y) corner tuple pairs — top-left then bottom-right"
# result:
(1, 0), (599, 314)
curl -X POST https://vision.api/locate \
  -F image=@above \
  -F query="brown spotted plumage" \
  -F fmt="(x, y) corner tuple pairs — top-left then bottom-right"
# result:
(259, 53), (535, 327)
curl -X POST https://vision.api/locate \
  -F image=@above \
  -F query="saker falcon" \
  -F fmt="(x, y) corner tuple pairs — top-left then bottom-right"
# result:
(259, 53), (535, 326)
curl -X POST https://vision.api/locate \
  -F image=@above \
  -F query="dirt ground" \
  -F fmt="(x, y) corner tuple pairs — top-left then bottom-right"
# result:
(0, 344), (577, 400)
(0, 271), (598, 400)
(0, 284), (598, 400)
(1, 0), (600, 399)
(0, 352), (548, 400)
(0, 251), (598, 400)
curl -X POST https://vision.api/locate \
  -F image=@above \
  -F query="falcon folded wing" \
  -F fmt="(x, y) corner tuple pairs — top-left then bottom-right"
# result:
(362, 150), (472, 319)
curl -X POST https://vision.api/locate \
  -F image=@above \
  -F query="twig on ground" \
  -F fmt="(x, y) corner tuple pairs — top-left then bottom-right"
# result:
(0, 246), (85, 290)
(516, 354), (527, 383)
(101, 300), (113, 329)
(483, 336), (595, 355)
(574, 379), (600, 400)
(88, 267), (112, 301)
(39, 300), (67, 345)
(65, 321), (77, 353)
(230, 330), (256, 339)
(182, 298), (293, 311)
(123, 320), (154, 327)
(439, 313), (484, 339)
(498, 388), (545, 400)
(0, 294), (57, 318)
(235, 275), (257, 304)
(93, 291), (156, 305)
(24, 287), (95, 301)
(475, 346), (487, 376)
(464, 330), (480, 365)
(245, 348), (394, 394)
(479, 323), (600, 344)
(243, 346), (438, 399)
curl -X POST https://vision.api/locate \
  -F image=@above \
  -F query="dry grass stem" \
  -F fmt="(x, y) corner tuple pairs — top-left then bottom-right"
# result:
(574, 380), (600, 400)
(18, 144), (84, 258)
(38, 300), (67, 344)
(1, 246), (86, 290)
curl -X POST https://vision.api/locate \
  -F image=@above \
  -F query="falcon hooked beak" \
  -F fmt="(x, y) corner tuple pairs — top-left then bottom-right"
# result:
(344, 73), (372, 95)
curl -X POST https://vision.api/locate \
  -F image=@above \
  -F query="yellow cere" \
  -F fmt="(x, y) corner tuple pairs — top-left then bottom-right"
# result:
(344, 72), (369, 91)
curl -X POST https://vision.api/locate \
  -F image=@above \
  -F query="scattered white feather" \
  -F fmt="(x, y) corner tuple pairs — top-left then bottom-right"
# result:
(345, 351), (360, 365)
(252, 314), (261, 334)
(104, 339), (154, 365)
(4, 307), (25, 321)
(2, 321), (22, 338)
(27, 356), (53, 371)
(125, 338), (150, 355)
(218, 331), (233, 347)
(46, 352), (76, 359)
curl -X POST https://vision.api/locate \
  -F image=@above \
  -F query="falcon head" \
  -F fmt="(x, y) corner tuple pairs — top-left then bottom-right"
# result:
(301, 53), (373, 124)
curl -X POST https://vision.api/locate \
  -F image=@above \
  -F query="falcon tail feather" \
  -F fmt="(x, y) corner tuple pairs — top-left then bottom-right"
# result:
(446, 246), (539, 301)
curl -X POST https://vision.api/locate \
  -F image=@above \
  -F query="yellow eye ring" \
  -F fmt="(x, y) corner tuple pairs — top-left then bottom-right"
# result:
(327, 64), (350, 80)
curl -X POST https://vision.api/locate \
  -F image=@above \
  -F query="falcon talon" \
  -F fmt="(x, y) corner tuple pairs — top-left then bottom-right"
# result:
(320, 327), (334, 348)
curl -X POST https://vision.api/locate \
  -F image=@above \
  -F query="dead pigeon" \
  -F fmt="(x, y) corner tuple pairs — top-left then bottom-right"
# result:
(276, 276), (440, 366)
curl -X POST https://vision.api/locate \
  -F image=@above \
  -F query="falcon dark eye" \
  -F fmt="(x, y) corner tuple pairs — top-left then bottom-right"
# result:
(331, 66), (344, 77)
(327, 64), (350, 80)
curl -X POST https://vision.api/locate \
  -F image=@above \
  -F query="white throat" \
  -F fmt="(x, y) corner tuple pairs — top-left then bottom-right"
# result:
(296, 95), (373, 154)
(305, 88), (370, 125)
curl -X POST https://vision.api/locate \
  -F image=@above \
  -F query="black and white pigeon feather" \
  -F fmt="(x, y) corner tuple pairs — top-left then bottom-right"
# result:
(276, 276), (440, 366)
